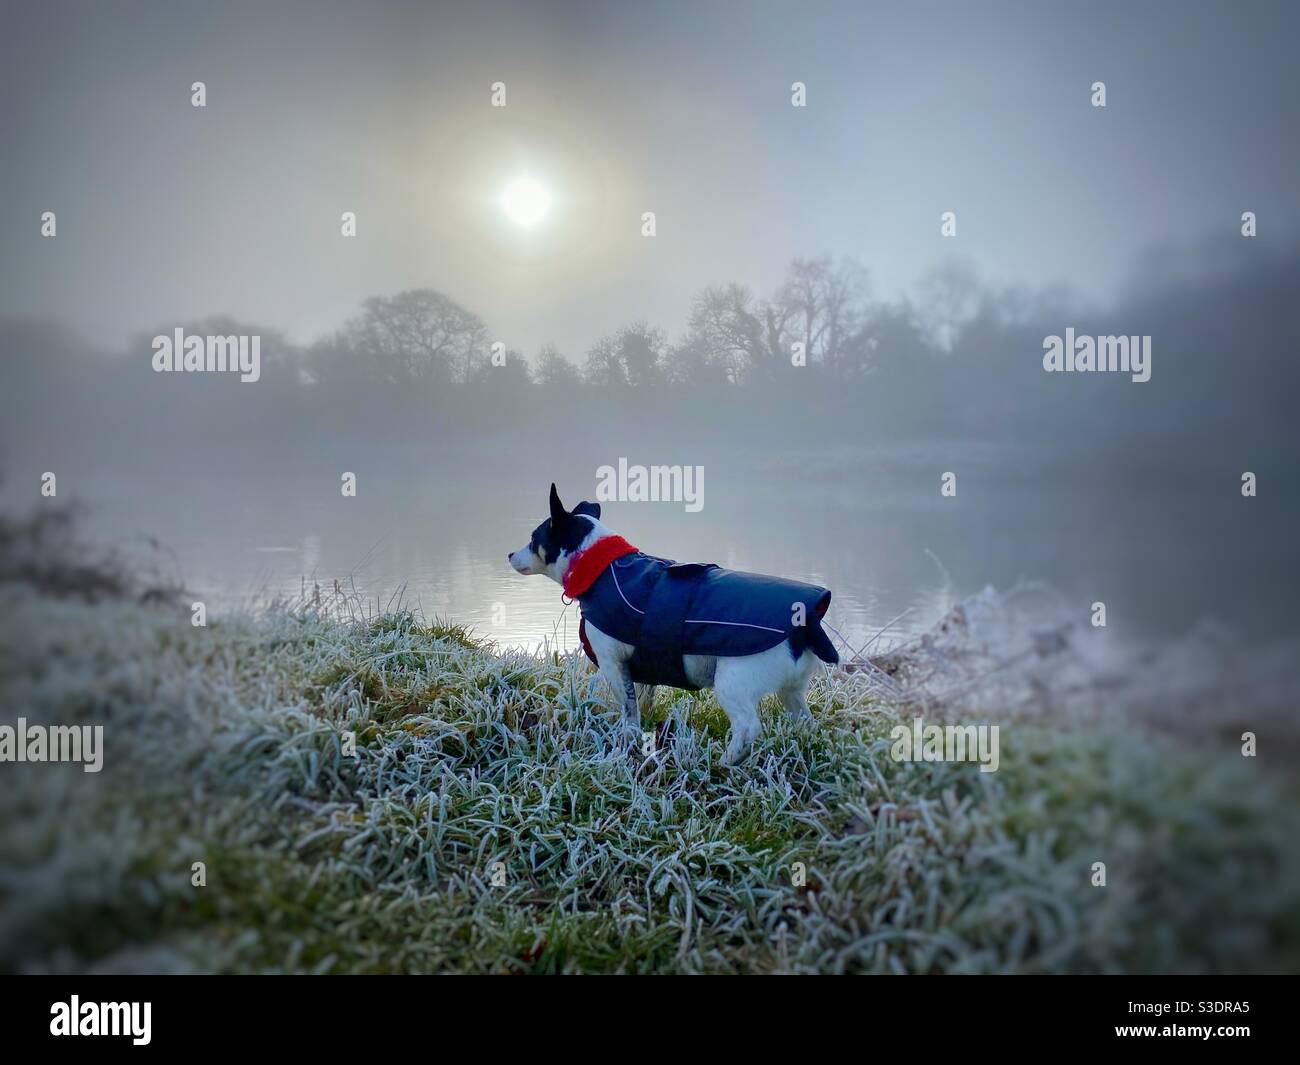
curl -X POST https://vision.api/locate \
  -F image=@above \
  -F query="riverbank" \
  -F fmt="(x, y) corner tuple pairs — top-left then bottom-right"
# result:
(1, 579), (1296, 973)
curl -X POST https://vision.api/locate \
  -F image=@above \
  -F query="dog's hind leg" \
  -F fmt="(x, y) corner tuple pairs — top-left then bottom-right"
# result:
(635, 684), (657, 717)
(778, 683), (812, 722)
(714, 660), (763, 765)
(778, 652), (818, 723)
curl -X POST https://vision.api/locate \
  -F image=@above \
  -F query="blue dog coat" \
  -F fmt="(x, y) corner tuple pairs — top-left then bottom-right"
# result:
(575, 548), (839, 690)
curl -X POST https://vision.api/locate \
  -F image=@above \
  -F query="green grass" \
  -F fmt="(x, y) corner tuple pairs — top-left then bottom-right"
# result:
(1, 584), (1297, 974)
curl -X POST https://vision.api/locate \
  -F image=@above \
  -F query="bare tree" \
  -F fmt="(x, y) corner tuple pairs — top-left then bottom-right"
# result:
(341, 289), (488, 385)
(663, 334), (730, 388)
(910, 259), (983, 352)
(465, 346), (532, 389)
(769, 256), (871, 375)
(583, 322), (667, 389)
(682, 283), (767, 383)
(680, 259), (873, 383)
(620, 321), (667, 389)
(583, 333), (623, 388)
(534, 343), (582, 391)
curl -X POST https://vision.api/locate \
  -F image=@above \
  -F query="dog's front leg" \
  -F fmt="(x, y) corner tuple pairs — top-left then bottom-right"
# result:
(581, 622), (641, 740)
(600, 662), (642, 738)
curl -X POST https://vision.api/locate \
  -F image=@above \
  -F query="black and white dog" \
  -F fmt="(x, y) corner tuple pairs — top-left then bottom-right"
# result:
(509, 485), (839, 763)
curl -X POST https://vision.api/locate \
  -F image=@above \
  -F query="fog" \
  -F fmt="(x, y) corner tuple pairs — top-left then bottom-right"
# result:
(3, 0), (1300, 981)
(3, 229), (1298, 648)
(1, 0), (1298, 648)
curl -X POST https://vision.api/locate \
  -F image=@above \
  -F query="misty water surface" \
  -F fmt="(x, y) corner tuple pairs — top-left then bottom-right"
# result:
(56, 442), (1289, 656)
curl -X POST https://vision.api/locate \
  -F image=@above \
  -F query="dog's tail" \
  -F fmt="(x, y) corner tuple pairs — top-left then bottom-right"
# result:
(804, 590), (840, 665)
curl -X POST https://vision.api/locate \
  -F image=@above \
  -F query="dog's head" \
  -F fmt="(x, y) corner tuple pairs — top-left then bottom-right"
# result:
(508, 483), (605, 583)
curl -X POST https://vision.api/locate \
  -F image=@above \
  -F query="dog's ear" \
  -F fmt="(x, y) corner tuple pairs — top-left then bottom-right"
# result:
(573, 500), (601, 520)
(549, 483), (569, 526)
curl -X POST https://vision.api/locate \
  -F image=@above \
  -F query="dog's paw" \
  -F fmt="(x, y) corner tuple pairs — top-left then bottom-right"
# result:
(723, 734), (756, 766)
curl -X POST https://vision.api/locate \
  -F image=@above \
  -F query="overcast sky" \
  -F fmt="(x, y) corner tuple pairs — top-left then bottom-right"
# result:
(3, 0), (1297, 356)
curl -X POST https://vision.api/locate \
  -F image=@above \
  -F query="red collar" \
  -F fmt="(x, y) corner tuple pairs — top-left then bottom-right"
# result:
(562, 535), (638, 598)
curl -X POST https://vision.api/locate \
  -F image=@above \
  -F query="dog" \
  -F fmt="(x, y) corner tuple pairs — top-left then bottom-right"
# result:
(509, 484), (839, 763)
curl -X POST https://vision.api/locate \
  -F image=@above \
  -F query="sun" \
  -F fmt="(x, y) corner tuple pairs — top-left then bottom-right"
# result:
(501, 177), (550, 227)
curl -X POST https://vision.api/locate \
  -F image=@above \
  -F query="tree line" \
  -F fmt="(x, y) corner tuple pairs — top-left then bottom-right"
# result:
(4, 235), (1296, 461)
(303, 255), (1008, 393)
